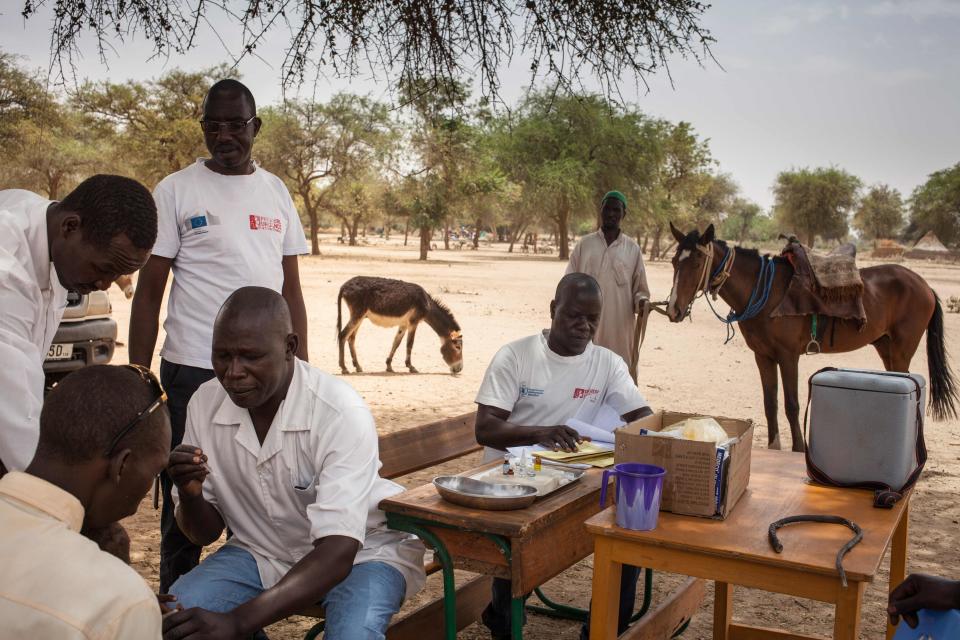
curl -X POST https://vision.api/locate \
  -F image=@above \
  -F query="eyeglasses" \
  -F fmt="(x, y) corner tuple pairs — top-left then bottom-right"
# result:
(103, 364), (167, 456)
(199, 115), (256, 134)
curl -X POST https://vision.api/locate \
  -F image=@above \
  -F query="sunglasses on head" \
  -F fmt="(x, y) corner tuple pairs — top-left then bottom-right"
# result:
(103, 364), (167, 456)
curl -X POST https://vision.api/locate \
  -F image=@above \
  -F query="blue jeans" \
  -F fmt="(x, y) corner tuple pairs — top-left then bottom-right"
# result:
(171, 544), (407, 640)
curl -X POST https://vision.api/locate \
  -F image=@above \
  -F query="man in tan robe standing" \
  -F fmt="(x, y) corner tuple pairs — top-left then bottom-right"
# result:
(566, 191), (650, 382)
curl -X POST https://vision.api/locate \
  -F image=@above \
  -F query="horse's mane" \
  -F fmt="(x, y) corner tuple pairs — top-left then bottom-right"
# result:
(680, 233), (788, 265)
(428, 296), (461, 331)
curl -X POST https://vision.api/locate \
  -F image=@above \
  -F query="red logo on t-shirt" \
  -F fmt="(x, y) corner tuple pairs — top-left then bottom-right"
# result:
(249, 214), (282, 232)
(573, 388), (600, 399)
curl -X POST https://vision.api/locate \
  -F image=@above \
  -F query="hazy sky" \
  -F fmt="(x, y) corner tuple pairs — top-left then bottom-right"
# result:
(2, 0), (958, 209)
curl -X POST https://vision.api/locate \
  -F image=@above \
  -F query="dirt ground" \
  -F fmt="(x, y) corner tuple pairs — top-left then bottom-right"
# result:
(110, 234), (960, 639)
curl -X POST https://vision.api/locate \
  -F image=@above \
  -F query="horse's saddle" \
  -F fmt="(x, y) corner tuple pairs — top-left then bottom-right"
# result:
(771, 238), (867, 328)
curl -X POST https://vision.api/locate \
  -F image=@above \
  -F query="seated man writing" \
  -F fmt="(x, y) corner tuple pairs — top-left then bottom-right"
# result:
(0, 364), (172, 638)
(163, 287), (425, 640)
(474, 272), (653, 639)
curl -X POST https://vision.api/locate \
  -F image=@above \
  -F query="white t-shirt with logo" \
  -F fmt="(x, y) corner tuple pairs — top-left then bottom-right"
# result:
(475, 330), (648, 460)
(152, 160), (309, 368)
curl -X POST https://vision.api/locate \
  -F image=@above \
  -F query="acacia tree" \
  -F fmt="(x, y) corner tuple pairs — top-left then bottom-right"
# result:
(26, 1), (714, 101)
(853, 184), (904, 243)
(401, 77), (474, 260)
(73, 67), (224, 186)
(908, 164), (960, 247)
(720, 198), (764, 244)
(643, 120), (714, 259)
(773, 167), (861, 248)
(257, 94), (397, 254)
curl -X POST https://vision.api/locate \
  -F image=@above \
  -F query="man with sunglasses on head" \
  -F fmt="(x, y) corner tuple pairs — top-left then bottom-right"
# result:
(0, 364), (171, 638)
(129, 78), (310, 594)
(0, 175), (157, 475)
(162, 287), (424, 640)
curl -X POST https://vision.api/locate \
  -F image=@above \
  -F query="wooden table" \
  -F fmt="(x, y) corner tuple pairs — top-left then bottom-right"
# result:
(380, 464), (617, 639)
(586, 449), (910, 640)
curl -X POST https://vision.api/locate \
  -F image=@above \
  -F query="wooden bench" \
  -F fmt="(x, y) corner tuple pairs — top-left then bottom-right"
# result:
(300, 411), (490, 640)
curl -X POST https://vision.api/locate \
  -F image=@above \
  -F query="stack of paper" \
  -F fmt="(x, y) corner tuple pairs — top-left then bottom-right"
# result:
(536, 441), (615, 468)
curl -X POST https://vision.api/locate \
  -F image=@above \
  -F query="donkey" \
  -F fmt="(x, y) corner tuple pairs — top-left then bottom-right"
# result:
(337, 276), (464, 375)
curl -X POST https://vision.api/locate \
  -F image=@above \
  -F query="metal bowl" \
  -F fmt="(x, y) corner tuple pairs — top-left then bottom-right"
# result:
(433, 476), (538, 511)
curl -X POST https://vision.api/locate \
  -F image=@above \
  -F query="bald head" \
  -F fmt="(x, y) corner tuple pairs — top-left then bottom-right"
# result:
(215, 286), (292, 338)
(555, 272), (602, 305)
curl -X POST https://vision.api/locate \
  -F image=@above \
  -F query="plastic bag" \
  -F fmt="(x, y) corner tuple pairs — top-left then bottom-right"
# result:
(660, 417), (729, 444)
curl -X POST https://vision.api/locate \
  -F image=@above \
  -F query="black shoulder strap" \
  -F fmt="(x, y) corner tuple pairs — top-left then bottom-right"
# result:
(803, 367), (926, 509)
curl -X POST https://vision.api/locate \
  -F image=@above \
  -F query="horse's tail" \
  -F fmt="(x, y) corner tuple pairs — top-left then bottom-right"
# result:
(927, 293), (958, 420)
(336, 287), (344, 342)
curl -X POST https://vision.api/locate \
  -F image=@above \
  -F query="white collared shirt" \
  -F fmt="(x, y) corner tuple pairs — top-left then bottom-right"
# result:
(0, 472), (162, 639)
(0, 190), (70, 470)
(174, 359), (425, 599)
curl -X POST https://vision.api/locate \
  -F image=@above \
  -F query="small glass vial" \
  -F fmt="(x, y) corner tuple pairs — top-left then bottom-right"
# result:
(533, 456), (542, 473)
(502, 454), (511, 475)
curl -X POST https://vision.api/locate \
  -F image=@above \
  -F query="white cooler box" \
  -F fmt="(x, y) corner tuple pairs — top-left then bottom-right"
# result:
(806, 368), (926, 497)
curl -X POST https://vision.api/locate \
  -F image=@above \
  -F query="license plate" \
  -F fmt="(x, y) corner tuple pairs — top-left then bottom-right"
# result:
(46, 343), (74, 361)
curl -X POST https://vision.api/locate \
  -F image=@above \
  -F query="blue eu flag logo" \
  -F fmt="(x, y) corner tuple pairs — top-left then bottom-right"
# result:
(189, 215), (208, 229)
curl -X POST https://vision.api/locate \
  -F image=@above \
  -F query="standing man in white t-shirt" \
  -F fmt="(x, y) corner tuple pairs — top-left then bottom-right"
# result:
(474, 273), (652, 640)
(0, 176), (157, 473)
(128, 79), (310, 593)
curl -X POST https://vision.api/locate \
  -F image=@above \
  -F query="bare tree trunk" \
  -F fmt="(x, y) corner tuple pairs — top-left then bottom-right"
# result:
(349, 217), (360, 246)
(443, 219), (450, 250)
(340, 220), (346, 240)
(558, 212), (570, 259)
(384, 215), (391, 240)
(307, 209), (320, 256)
(641, 236), (649, 254)
(473, 217), (482, 249)
(805, 231), (816, 249)
(651, 225), (662, 260)
(404, 218), (410, 246)
(533, 231), (539, 254)
(419, 226), (430, 260)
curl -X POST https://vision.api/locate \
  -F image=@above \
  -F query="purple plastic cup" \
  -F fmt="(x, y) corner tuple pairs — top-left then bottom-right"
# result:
(600, 463), (667, 531)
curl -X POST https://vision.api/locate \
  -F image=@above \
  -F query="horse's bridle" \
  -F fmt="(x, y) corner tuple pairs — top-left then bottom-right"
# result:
(653, 241), (737, 321)
(694, 241), (735, 300)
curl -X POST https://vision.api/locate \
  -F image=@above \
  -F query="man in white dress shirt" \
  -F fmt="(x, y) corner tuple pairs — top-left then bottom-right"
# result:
(0, 175), (157, 473)
(163, 287), (424, 640)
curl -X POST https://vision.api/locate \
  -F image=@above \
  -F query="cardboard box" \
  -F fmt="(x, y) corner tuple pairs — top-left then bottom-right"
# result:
(615, 411), (754, 519)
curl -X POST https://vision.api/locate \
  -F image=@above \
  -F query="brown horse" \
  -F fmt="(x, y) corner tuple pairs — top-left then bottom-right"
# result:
(337, 276), (464, 375)
(666, 223), (958, 452)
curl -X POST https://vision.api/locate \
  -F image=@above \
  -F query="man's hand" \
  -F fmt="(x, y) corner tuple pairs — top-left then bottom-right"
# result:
(168, 445), (210, 499)
(162, 608), (243, 640)
(535, 425), (584, 452)
(888, 573), (960, 628)
(157, 594), (182, 615)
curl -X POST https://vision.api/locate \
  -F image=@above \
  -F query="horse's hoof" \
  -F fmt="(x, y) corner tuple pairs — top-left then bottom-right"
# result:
(408, 366), (419, 374)
(340, 368), (349, 375)
(355, 367), (363, 373)
(386, 366), (394, 373)
(768, 437), (782, 450)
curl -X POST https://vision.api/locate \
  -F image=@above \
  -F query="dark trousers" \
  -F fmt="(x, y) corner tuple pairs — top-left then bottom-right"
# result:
(482, 565), (641, 638)
(159, 359), (216, 594)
